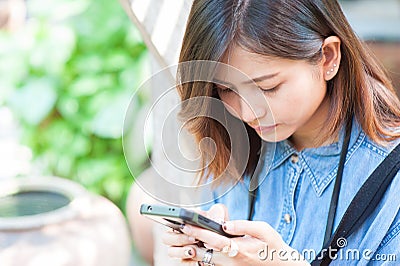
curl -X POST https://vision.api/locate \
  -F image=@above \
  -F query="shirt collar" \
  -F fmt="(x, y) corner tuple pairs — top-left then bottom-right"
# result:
(263, 119), (365, 197)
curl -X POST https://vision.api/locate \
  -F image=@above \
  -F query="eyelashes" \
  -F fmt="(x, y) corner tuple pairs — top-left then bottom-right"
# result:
(258, 86), (278, 95)
(213, 84), (279, 96)
(217, 87), (234, 94)
(213, 84), (234, 94)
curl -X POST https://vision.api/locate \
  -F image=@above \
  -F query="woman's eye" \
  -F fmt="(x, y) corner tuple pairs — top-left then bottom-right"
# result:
(215, 85), (234, 93)
(220, 88), (233, 93)
(259, 86), (278, 94)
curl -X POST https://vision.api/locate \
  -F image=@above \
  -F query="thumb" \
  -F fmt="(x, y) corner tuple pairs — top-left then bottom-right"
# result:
(207, 204), (230, 223)
(223, 220), (280, 242)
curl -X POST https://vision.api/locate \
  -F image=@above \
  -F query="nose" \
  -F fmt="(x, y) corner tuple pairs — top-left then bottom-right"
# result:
(239, 96), (266, 123)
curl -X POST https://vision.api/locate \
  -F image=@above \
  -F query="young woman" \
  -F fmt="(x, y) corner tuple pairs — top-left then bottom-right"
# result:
(162, 0), (400, 265)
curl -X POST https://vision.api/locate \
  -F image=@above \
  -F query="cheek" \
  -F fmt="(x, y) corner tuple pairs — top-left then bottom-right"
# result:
(267, 85), (300, 113)
(219, 94), (241, 118)
(274, 77), (326, 118)
(285, 90), (310, 109)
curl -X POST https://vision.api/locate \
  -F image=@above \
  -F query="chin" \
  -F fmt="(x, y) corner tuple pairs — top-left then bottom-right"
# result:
(258, 130), (292, 143)
(259, 133), (285, 143)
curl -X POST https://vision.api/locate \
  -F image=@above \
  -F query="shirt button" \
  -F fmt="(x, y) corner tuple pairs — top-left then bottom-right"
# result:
(290, 154), (299, 163)
(284, 213), (292, 223)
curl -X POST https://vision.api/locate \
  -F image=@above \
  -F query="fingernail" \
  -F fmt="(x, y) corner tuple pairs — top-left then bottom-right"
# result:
(188, 236), (196, 242)
(181, 224), (192, 234)
(223, 222), (234, 231)
(184, 248), (193, 257)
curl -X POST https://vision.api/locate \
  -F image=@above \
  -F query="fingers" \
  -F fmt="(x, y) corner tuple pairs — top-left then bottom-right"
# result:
(223, 220), (280, 242)
(188, 207), (208, 217)
(168, 246), (226, 265)
(188, 204), (231, 250)
(165, 232), (269, 265)
(191, 247), (215, 263)
(162, 230), (198, 247)
(181, 224), (230, 251)
(167, 245), (197, 259)
(207, 203), (230, 222)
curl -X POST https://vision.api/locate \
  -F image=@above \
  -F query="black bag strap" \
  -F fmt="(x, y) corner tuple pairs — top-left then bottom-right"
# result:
(323, 119), (353, 246)
(312, 142), (400, 265)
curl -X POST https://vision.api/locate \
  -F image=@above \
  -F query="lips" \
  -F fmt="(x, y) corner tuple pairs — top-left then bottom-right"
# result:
(250, 124), (277, 133)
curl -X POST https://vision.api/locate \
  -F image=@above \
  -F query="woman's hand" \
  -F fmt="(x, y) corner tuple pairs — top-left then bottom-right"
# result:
(161, 204), (229, 264)
(162, 204), (310, 265)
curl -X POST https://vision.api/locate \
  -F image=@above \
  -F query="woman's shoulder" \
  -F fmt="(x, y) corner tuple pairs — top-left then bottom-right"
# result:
(358, 126), (400, 158)
(345, 123), (400, 183)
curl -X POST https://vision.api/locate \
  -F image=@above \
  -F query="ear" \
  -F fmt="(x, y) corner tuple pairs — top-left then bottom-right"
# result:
(321, 36), (341, 81)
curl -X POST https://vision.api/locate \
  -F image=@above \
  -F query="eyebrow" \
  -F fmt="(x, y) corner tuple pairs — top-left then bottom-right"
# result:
(242, 73), (279, 84)
(213, 72), (279, 87)
(212, 79), (234, 88)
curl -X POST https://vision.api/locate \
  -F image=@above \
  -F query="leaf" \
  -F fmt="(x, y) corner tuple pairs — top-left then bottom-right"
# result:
(67, 75), (102, 97)
(103, 177), (125, 203)
(0, 81), (16, 105)
(103, 50), (132, 72)
(56, 97), (79, 119)
(119, 53), (151, 93)
(8, 78), (57, 125)
(90, 93), (132, 138)
(29, 23), (76, 75)
(0, 31), (30, 87)
(27, 0), (91, 21)
(68, 53), (104, 74)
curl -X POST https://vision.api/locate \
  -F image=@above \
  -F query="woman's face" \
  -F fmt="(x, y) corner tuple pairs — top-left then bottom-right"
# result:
(215, 46), (329, 147)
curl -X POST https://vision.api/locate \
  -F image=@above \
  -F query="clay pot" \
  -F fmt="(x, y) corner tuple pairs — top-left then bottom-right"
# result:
(0, 176), (131, 266)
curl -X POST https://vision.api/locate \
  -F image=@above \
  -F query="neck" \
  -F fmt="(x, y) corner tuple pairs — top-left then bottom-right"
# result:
(289, 96), (337, 151)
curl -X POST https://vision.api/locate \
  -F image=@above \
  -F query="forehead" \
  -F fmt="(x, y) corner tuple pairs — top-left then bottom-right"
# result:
(215, 46), (286, 84)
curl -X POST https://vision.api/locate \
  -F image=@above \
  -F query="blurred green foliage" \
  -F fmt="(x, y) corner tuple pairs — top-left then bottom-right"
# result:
(0, 0), (150, 212)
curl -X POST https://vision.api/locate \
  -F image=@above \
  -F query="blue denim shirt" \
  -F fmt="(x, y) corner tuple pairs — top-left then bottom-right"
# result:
(205, 121), (400, 265)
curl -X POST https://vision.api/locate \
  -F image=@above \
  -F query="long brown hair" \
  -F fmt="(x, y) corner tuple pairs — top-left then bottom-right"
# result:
(177, 0), (400, 183)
